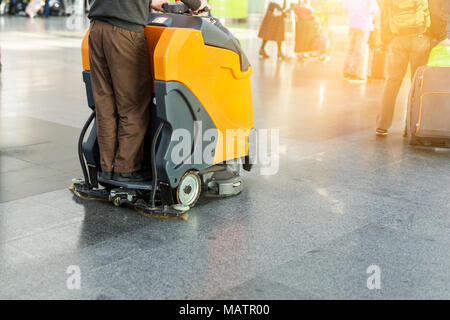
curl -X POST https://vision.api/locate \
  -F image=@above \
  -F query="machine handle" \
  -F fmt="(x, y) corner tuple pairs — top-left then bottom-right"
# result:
(202, 6), (212, 17)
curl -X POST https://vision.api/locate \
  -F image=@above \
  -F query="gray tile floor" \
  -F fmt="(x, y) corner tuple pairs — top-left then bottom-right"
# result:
(0, 16), (449, 300)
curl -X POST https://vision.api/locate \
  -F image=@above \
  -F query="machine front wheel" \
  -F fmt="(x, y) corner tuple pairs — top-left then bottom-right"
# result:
(112, 196), (122, 207)
(175, 171), (202, 208)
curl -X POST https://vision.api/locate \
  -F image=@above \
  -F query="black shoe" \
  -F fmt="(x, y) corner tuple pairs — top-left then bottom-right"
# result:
(101, 172), (113, 180)
(113, 171), (151, 183)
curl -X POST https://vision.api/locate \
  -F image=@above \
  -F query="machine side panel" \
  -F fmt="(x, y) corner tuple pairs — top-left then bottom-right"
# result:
(154, 81), (218, 189)
(150, 27), (254, 165)
(83, 71), (95, 110)
(144, 26), (165, 92)
(82, 119), (100, 168)
(147, 13), (251, 71)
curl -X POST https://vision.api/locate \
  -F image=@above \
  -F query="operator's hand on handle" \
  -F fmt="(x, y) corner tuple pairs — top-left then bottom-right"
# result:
(151, 0), (168, 12)
(193, 0), (211, 14)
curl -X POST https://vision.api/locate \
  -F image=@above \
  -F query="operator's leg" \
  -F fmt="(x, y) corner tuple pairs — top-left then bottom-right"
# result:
(89, 20), (117, 173)
(378, 36), (410, 131)
(104, 26), (152, 174)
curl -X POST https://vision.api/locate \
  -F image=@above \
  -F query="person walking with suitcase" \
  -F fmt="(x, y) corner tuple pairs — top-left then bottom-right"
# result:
(376, 0), (447, 136)
(343, 0), (379, 83)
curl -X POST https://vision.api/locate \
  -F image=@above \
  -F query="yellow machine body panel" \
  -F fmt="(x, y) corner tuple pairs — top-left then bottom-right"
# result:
(146, 26), (254, 164)
(82, 30), (90, 71)
(82, 25), (254, 165)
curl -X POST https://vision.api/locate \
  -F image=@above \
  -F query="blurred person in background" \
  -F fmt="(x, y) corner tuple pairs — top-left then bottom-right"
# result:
(258, 0), (289, 61)
(376, 0), (447, 136)
(292, 0), (331, 63)
(343, 0), (379, 83)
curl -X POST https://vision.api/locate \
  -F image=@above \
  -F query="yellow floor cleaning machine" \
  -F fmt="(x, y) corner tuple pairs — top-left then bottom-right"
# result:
(71, 3), (255, 220)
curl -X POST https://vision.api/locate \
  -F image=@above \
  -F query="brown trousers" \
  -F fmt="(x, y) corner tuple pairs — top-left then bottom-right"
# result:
(89, 20), (152, 173)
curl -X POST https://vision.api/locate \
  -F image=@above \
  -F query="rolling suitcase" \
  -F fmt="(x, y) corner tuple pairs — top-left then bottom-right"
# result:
(312, 35), (330, 52)
(407, 65), (450, 147)
(294, 6), (319, 53)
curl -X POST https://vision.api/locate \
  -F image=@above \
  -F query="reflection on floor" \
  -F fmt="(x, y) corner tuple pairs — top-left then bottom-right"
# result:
(0, 17), (449, 299)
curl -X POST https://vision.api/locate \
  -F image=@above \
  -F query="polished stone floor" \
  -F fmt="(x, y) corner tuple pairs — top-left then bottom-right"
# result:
(0, 16), (449, 300)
